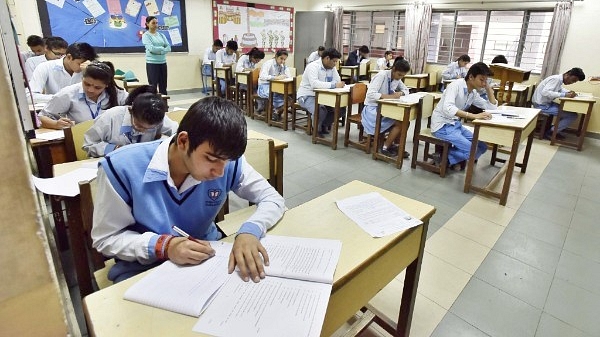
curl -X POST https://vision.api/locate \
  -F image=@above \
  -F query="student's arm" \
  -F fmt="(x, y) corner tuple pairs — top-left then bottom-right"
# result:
(258, 60), (271, 81)
(214, 50), (224, 68)
(366, 73), (386, 101)
(202, 48), (212, 64)
(396, 80), (410, 96)
(117, 89), (129, 105)
(284, 65), (292, 78)
(541, 77), (568, 100)
(160, 116), (178, 136)
(305, 65), (336, 89)
(28, 65), (54, 102)
(82, 117), (113, 157)
(24, 57), (36, 80)
(38, 92), (73, 129)
(441, 62), (456, 80)
(235, 55), (246, 73)
(142, 33), (166, 55)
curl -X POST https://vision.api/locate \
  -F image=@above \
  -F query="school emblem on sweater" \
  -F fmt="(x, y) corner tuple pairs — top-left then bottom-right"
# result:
(208, 189), (222, 201)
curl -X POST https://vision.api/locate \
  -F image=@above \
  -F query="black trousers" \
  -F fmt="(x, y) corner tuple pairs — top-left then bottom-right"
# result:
(146, 62), (168, 95)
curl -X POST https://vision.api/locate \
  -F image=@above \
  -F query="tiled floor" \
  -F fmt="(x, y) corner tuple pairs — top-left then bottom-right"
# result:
(68, 92), (600, 336)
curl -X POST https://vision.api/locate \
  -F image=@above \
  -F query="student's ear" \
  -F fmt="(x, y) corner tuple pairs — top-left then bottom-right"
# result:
(176, 131), (189, 150)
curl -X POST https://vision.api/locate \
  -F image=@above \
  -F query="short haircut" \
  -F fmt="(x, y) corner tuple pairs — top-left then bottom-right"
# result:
(67, 42), (97, 61)
(384, 51), (393, 57)
(359, 45), (370, 54)
(125, 85), (158, 105)
(566, 67), (585, 81)
(44, 36), (68, 50)
(27, 35), (44, 47)
(457, 54), (471, 63)
(393, 58), (411, 73)
(131, 93), (166, 125)
(275, 49), (288, 57)
(176, 96), (247, 159)
(466, 62), (492, 79)
(226, 40), (238, 51)
(491, 55), (508, 64)
(247, 47), (265, 60)
(317, 46), (325, 52)
(322, 48), (341, 60)
(213, 39), (224, 48)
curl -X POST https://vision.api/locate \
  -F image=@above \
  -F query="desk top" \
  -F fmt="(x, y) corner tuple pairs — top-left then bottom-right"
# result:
(314, 87), (352, 94)
(559, 92), (597, 103)
(84, 180), (435, 337)
(405, 73), (428, 79)
(492, 84), (529, 92)
(474, 106), (540, 130)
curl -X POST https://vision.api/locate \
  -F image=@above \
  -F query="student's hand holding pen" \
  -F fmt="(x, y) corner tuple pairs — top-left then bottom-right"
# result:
(56, 117), (74, 128)
(229, 233), (269, 283)
(168, 226), (215, 265)
(566, 91), (577, 98)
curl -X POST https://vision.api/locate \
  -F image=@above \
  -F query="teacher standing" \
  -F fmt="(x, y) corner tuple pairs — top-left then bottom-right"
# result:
(142, 16), (171, 95)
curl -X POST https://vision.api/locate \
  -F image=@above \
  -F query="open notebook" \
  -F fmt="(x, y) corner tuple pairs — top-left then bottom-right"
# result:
(124, 235), (342, 337)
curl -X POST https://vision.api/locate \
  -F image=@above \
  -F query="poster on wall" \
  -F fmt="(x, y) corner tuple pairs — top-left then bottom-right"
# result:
(212, 0), (294, 53)
(36, 0), (188, 53)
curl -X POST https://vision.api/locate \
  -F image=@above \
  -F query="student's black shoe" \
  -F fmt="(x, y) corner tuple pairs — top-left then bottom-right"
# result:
(403, 151), (410, 159)
(381, 147), (399, 157)
(431, 152), (442, 165)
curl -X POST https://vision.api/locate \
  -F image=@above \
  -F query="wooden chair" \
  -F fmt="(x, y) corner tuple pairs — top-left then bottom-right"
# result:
(250, 68), (267, 121)
(411, 94), (452, 177)
(67, 178), (113, 299)
(291, 74), (312, 135)
(64, 119), (94, 162)
(344, 83), (371, 153)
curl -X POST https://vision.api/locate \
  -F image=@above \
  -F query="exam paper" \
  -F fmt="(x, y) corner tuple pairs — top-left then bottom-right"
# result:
(31, 167), (97, 197)
(35, 129), (64, 141)
(336, 192), (422, 237)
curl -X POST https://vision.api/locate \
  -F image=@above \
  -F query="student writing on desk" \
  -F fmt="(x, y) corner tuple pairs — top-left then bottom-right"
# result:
(441, 54), (470, 91)
(91, 97), (285, 283)
(431, 62), (497, 171)
(532, 67), (585, 140)
(257, 49), (292, 121)
(214, 40), (238, 97)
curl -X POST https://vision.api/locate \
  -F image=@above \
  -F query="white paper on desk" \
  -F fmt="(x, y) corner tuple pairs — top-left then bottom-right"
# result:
(490, 115), (518, 123)
(336, 192), (422, 238)
(31, 168), (97, 197)
(194, 276), (331, 337)
(399, 92), (426, 104)
(485, 109), (518, 116)
(124, 242), (233, 317)
(34, 129), (64, 141)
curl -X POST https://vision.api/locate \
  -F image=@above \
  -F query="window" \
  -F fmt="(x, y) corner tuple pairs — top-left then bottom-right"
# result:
(342, 11), (405, 59)
(427, 10), (552, 73)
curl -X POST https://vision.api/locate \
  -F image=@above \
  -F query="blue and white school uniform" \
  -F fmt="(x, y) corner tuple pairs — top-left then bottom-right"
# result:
(361, 70), (410, 135)
(235, 55), (258, 90)
(257, 58), (291, 109)
(532, 74), (577, 134)
(296, 60), (342, 131)
(214, 49), (237, 95)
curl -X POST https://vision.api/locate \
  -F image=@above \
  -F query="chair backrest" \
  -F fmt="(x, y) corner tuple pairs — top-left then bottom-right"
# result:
(168, 109), (187, 124)
(295, 74), (303, 92)
(526, 83), (536, 106)
(420, 93), (435, 120)
(64, 119), (94, 162)
(244, 138), (276, 189)
(350, 82), (367, 105)
(251, 67), (261, 90)
(359, 61), (370, 77)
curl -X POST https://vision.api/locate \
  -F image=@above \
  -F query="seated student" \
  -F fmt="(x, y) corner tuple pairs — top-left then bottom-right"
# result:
(20, 35), (45, 64)
(91, 96), (286, 283)
(38, 61), (128, 129)
(431, 62), (497, 171)
(362, 59), (411, 158)
(532, 67), (585, 140)
(376, 51), (394, 70)
(306, 46), (325, 64)
(442, 54), (470, 81)
(474, 54), (508, 104)
(235, 47), (265, 87)
(201, 39), (223, 94)
(257, 49), (292, 120)
(83, 86), (178, 157)
(214, 40), (238, 96)
(28, 42), (97, 103)
(345, 45), (370, 66)
(297, 48), (345, 137)
(24, 36), (68, 80)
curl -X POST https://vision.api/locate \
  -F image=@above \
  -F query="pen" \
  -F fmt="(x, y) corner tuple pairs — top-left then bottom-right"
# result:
(505, 116), (525, 119)
(172, 225), (203, 244)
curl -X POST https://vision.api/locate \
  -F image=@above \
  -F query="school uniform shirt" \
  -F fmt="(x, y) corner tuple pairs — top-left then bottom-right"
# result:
(345, 50), (365, 66)
(376, 57), (392, 70)
(38, 82), (128, 124)
(214, 48), (237, 68)
(202, 47), (218, 65)
(306, 50), (320, 63)
(235, 54), (258, 73)
(296, 60), (342, 98)
(532, 74), (568, 106)
(24, 54), (50, 80)
(258, 58), (291, 85)
(82, 105), (178, 157)
(441, 61), (467, 81)
(364, 70), (410, 106)
(91, 136), (285, 281)
(142, 31), (171, 64)
(28, 58), (83, 103)
(20, 50), (35, 65)
(431, 78), (497, 133)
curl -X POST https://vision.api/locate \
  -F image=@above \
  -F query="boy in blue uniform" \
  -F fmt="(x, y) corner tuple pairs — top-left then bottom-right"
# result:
(92, 96), (286, 283)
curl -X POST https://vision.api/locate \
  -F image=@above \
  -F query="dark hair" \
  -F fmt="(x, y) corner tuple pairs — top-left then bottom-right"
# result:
(393, 56), (405, 64)
(466, 62), (492, 79)
(45, 36), (68, 50)
(213, 39), (224, 48)
(457, 54), (471, 63)
(491, 55), (508, 64)
(317, 46), (325, 52)
(322, 48), (342, 60)
(67, 42), (97, 61)
(83, 61), (120, 108)
(26, 35), (44, 47)
(275, 49), (288, 58)
(125, 85), (157, 105)
(566, 67), (585, 81)
(384, 51), (393, 57)
(359, 45), (370, 54)
(393, 58), (411, 73)
(246, 47), (265, 60)
(226, 40), (238, 51)
(101, 61), (124, 91)
(131, 93), (166, 125)
(175, 96), (247, 159)
(145, 16), (157, 30)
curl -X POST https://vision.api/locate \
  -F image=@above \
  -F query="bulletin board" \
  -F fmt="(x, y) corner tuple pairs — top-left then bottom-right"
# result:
(212, 0), (294, 53)
(36, 0), (188, 53)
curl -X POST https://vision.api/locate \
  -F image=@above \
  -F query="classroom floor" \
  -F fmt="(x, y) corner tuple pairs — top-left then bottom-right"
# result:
(69, 92), (600, 337)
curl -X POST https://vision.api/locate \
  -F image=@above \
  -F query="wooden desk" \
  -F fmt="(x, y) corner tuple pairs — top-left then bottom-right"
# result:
(247, 130), (288, 195)
(83, 180), (435, 337)
(552, 94), (596, 151)
(312, 87), (351, 150)
(340, 65), (359, 83)
(234, 71), (252, 115)
(214, 66), (233, 100)
(368, 69), (381, 81)
(30, 129), (68, 178)
(489, 63), (531, 105)
(267, 78), (295, 130)
(404, 74), (429, 92)
(464, 106), (540, 205)
(492, 84), (529, 107)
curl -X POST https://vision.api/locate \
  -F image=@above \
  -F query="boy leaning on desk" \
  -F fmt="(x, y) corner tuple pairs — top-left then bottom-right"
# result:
(91, 96), (285, 283)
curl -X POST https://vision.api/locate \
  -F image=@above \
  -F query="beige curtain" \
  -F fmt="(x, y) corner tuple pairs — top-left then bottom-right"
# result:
(332, 7), (344, 54)
(404, 2), (432, 74)
(540, 1), (573, 79)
